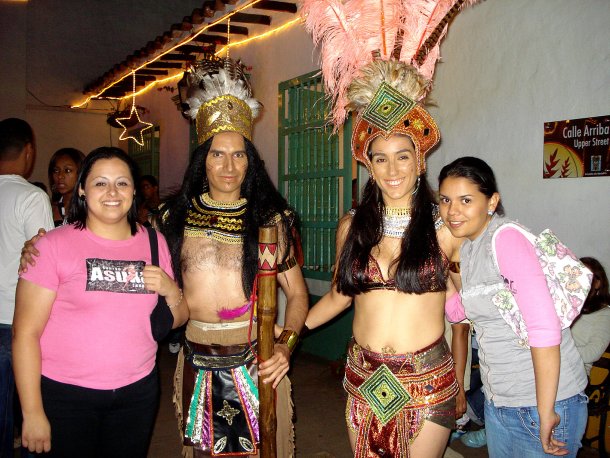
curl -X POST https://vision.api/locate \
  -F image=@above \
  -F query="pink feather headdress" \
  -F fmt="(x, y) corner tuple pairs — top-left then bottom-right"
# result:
(301, 0), (480, 173)
(301, 0), (480, 127)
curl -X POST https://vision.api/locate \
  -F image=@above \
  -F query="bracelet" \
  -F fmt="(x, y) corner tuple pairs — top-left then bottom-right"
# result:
(277, 256), (298, 273)
(276, 330), (299, 354)
(167, 289), (183, 309)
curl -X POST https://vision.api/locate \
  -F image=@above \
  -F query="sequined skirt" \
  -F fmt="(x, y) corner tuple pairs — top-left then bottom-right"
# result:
(344, 335), (458, 457)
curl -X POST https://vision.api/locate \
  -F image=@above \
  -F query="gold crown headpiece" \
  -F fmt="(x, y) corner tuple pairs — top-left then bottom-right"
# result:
(302, 0), (480, 174)
(347, 60), (439, 175)
(183, 57), (261, 145)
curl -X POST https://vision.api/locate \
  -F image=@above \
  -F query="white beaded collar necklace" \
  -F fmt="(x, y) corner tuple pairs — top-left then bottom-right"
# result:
(382, 207), (411, 238)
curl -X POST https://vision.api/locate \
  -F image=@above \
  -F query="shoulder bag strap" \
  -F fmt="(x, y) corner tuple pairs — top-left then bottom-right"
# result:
(145, 225), (159, 267)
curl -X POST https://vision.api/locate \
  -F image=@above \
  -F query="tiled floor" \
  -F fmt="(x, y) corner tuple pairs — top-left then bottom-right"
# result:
(149, 346), (601, 457)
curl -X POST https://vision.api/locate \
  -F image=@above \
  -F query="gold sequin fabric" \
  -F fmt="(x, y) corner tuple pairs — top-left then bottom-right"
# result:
(184, 193), (247, 244)
(196, 95), (253, 145)
(344, 336), (458, 457)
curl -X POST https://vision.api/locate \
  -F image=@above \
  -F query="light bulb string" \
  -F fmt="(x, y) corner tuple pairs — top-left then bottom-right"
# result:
(227, 19), (231, 59)
(131, 71), (137, 109)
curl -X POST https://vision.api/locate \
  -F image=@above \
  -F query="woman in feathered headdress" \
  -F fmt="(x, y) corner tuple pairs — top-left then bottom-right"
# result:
(301, 1), (478, 456)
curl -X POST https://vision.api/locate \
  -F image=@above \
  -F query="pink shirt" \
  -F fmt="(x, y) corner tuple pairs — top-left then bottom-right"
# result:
(495, 227), (561, 347)
(21, 224), (174, 389)
(445, 227), (561, 347)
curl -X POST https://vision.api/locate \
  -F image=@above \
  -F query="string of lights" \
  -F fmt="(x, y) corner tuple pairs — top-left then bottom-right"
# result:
(71, 1), (301, 108)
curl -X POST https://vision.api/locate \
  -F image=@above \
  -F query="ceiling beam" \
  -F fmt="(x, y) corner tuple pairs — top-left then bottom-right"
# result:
(252, 1), (297, 14)
(161, 54), (197, 61)
(136, 69), (170, 76)
(192, 34), (228, 45)
(230, 12), (271, 25)
(146, 62), (184, 69)
(207, 24), (248, 36)
(175, 44), (207, 54)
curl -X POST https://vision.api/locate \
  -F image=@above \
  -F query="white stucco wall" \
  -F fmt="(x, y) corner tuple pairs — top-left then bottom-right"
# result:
(123, 88), (191, 195)
(427, 0), (610, 268)
(26, 108), (118, 185)
(0, 2), (27, 120)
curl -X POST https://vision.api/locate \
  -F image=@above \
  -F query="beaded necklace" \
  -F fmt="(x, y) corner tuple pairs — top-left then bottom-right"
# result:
(184, 193), (247, 244)
(382, 207), (411, 238)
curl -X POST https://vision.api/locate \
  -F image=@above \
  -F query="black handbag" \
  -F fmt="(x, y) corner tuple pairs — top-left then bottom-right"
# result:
(145, 226), (174, 342)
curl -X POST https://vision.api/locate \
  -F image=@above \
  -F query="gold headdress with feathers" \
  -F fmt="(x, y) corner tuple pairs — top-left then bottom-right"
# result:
(183, 57), (261, 145)
(301, 0), (479, 174)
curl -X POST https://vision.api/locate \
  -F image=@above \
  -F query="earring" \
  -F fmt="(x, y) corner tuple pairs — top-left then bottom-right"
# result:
(79, 194), (86, 201)
(487, 210), (494, 216)
(411, 176), (421, 195)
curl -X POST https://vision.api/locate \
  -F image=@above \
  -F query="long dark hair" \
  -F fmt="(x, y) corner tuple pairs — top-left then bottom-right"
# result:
(438, 156), (505, 216)
(68, 147), (140, 235)
(335, 172), (447, 296)
(580, 257), (610, 314)
(159, 136), (294, 295)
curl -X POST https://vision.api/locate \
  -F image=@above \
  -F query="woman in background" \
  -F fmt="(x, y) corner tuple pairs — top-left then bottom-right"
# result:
(438, 156), (588, 457)
(13, 147), (188, 457)
(137, 174), (161, 226)
(571, 256), (610, 375)
(48, 148), (85, 226)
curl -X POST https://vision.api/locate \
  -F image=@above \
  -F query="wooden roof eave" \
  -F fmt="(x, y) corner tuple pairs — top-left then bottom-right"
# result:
(86, 0), (298, 99)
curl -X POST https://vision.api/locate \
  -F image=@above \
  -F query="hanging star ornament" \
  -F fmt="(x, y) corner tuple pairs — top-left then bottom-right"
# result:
(117, 72), (153, 146)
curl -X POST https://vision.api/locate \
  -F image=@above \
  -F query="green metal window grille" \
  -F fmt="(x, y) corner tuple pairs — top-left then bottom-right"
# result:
(128, 125), (160, 179)
(278, 71), (353, 281)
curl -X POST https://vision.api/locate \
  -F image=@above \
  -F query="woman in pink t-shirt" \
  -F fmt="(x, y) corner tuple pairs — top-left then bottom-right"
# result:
(13, 147), (189, 457)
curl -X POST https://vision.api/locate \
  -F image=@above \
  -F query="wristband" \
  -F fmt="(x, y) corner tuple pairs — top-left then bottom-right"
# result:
(276, 330), (299, 354)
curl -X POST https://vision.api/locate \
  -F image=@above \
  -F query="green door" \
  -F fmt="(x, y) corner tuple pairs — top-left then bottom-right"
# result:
(278, 71), (354, 361)
(128, 125), (160, 179)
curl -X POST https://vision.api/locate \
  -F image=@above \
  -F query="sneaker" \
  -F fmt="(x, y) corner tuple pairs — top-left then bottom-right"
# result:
(460, 429), (486, 448)
(169, 342), (181, 354)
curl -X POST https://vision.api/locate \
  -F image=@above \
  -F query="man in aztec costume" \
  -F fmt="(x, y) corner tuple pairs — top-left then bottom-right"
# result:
(158, 58), (308, 457)
(301, 0), (480, 456)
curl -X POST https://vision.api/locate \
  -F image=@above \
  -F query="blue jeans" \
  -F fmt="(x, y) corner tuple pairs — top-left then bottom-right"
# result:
(485, 393), (588, 458)
(0, 324), (14, 457)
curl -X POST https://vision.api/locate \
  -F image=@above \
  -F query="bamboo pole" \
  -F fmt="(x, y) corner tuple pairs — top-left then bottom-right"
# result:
(257, 225), (277, 458)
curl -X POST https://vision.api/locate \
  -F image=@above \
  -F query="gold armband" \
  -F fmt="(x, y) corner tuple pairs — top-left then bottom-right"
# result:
(276, 330), (299, 354)
(277, 255), (297, 273)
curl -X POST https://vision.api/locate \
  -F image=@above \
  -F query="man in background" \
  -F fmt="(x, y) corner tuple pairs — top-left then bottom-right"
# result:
(0, 118), (54, 456)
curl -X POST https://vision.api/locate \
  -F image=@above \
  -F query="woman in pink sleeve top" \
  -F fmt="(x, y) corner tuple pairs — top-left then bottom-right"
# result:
(13, 147), (189, 457)
(438, 157), (588, 458)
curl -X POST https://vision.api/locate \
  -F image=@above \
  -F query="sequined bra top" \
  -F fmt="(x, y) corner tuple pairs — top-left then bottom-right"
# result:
(355, 251), (449, 291)
(360, 255), (397, 289)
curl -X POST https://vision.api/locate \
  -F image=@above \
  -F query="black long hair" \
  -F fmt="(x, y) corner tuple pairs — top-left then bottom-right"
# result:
(68, 147), (140, 235)
(580, 257), (610, 314)
(335, 172), (447, 296)
(159, 136), (294, 296)
(438, 156), (505, 216)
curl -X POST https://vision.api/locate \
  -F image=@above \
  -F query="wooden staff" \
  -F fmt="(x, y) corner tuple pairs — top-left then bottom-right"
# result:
(257, 225), (277, 458)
